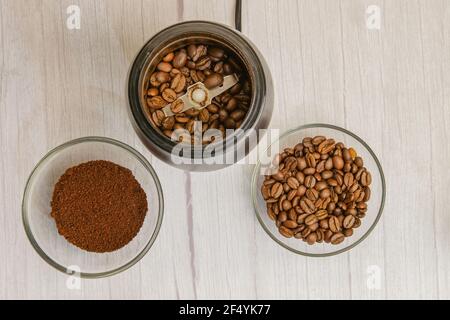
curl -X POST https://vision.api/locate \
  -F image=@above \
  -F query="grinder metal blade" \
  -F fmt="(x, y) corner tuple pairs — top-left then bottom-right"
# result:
(162, 74), (239, 117)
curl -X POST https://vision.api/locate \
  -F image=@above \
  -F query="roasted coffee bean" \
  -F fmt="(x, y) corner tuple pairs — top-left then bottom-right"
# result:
(217, 109), (228, 122)
(175, 115), (190, 125)
(271, 182), (283, 199)
(315, 209), (328, 220)
(230, 109), (246, 122)
(277, 211), (287, 222)
(343, 228), (353, 237)
(207, 103), (219, 113)
(321, 170), (333, 180)
(170, 99), (184, 114)
(204, 73), (224, 89)
(223, 118), (236, 129)
(316, 160), (326, 173)
(279, 226), (294, 238)
(261, 185), (270, 200)
(208, 47), (225, 60)
(287, 177), (300, 190)
(318, 139), (335, 154)
(225, 97), (238, 112)
(223, 62), (233, 74)
(157, 62), (172, 73)
(161, 116), (175, 130)
(162, 88), (177, 103)
(363, 187), (371, 201)
(195, 56), (212, 70)
(309, 222), (319, 232)
(173, 51), (187, 68)
(186, 61), (196, 69)
(312, 136), (326, 145)
(192, 45), (207, 62)
(328, 216), (341, 233)
(149, 72), (161, 87)
(159, 82), (169, 92)
(355, 156), (364, 167)
(213, 61), (224, 73)
(297, 185), (307, 197)
(151, 110), (165, 127)
(305, 214), (318, 226)
(292, 195), (300, 207)
(288, 208), (297, 221)
(163, 52), (174, 62)
(355, 168), (365, 181)
(221, 93), (232, 104)
(332, 156), (344, 170)
(319, 219), (329, 229)
(198, 108), (210, 122)
(338, 214), (345, 226)
(361, 171), (372, 186)
(147, 96), (166, 109)
(267, 207), (277, 221)
(343, 162), (352, 173)
(297, 213), (308, 224)
(316, 229), (324, 243)
(297, 157), (307, 170)
(349, 148), (357, 159)
(353, 217), (362, 228)
(186, 119), (197, 133)
(185, 108), (200, 117)
(320, 188), (331, 199)
(283, 220), (298, 229)
(325, 157), (333, 170)
(306, 188), (319, 201)
(343, 215), (356, 229)
(229, 83), (242, 95)
(330, 232), (345, 245)
(300, 198), (315, 214)
(170, 73), (186, 93)
(306, 232), (317, 245)
(147, 87), (159, 97)
(344, 172), (354, 187)
(301, 227), (311, 238)
(187, 44), (197, 58)
(306, 153), (316, 168)
(335, 174), (344, 186)
(304, 175), (316, 188)
(315, 181), (328, 192)
(342, 148), (351, 161)
(155, 71), (170, 83)
(282, 200), (292, 211)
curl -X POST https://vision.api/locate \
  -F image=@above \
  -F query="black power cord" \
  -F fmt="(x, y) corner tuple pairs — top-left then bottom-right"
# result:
(235, 0), (242, 31)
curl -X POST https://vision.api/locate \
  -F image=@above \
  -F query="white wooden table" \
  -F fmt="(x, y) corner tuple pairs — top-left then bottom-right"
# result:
(1, 0), (449, 299)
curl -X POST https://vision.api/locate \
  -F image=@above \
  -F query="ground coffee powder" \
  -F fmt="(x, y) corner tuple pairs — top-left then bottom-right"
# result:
(50, 160), (148, 253)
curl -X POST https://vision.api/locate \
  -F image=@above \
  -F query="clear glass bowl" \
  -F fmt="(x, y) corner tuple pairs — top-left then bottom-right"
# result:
(22, 137), (164, 278)
(251, 124), (385, 257)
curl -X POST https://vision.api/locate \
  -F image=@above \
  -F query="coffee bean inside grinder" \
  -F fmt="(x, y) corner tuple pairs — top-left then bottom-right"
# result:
(144, 43), (252, 144)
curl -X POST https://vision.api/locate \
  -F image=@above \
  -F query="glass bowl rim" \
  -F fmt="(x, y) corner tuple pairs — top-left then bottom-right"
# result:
(251, 123), (386, 257)
(22, 136), (164, 278)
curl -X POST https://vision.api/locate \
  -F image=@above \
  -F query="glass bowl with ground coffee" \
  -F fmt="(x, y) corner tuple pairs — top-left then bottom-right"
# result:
(251, 124), (386, 257)
(22, 137), (163, 278)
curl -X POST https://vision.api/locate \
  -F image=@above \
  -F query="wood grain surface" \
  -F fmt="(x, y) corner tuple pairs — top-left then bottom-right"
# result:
(0, 0), (449, 299)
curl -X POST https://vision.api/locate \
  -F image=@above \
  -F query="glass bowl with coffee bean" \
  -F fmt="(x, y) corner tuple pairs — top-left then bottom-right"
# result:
(252, 124), (385, 256)
(128, 21), (273, 171)
(22, 137), (164, 278)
